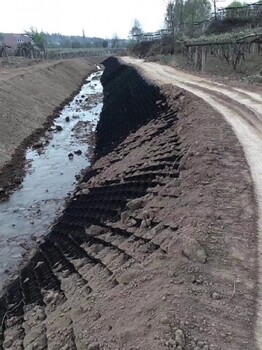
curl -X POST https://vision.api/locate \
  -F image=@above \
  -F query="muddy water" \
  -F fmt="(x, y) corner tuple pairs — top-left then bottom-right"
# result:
(0, 69), (103, 290)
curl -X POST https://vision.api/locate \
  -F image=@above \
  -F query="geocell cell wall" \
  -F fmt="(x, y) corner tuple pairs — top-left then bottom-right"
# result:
(95, 57), (166, 159)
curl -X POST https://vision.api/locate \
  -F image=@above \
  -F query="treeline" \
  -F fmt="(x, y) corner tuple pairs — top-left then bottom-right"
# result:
(44, 33), (128, 49)
(165, 0), (212, 38)
(0, 31), (128, 50)
(164, 0), (261, 38)
(45, 33), (108, 49)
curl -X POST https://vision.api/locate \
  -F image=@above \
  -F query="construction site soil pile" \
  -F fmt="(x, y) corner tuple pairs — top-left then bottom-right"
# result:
(0, 58), (257, 350)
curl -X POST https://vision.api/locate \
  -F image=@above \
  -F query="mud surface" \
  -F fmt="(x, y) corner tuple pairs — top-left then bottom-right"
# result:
(0, 58), (257, 350)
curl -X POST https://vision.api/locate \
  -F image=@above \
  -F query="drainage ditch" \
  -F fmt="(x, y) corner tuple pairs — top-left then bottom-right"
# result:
(0, 69), (103, 291)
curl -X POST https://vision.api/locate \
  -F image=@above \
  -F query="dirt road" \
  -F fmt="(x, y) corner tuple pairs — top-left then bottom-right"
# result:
(123, 56), (262, 348)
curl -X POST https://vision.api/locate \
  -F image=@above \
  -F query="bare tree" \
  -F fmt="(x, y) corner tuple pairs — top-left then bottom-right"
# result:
(165, 0), (184, 38)
(111, 33), (119, 49)
(212, 0), (217, 19)
(129, 19), (143, 42)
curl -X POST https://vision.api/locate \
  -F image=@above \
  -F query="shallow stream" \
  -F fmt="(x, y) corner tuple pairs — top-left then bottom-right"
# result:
(0, 68), (103, 290)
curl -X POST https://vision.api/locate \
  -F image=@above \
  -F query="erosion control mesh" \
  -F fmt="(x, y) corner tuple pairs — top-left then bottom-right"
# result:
(0, 57), (182, 350)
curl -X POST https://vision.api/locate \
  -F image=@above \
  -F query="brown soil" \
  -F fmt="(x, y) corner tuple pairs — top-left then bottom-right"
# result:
(0, 58), (98, 201)
(123, 57), (262, 349)
(68, 86), (257, 350)
(2, 83), (257, 350)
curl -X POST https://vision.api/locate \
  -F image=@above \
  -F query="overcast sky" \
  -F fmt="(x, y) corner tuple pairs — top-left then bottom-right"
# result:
(0, 0), (255, 39)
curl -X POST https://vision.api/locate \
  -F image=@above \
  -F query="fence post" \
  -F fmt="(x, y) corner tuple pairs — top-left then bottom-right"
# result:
(194, 47), (198, 67)
(201, 47), (206, 72)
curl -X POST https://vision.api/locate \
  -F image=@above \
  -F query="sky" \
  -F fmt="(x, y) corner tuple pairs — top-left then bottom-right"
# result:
(0, 0), (256, 39)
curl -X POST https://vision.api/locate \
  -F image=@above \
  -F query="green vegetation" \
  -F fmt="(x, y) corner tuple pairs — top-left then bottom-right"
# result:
(26, 27), (46, 51)
(165, 0), (212, 37)
(227, 1), (246, 7)
(23, 30), (127, 50)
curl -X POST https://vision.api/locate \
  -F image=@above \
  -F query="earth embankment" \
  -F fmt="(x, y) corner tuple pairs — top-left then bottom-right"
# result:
(0, 58), (96, 169)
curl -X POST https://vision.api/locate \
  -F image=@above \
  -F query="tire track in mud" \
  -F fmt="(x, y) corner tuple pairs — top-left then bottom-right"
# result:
(122, 56), (262, 350)
(0, 58), (183, 350)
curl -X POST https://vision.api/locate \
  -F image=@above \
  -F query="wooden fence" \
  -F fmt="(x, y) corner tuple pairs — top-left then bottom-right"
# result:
(184, 33), (262, 71)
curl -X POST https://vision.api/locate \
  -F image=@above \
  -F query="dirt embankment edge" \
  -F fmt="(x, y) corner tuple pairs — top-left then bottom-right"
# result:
(0, 58), (98, 199)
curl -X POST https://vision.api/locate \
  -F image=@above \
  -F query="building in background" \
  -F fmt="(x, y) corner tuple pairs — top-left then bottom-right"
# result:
(3, 34), (33, 54)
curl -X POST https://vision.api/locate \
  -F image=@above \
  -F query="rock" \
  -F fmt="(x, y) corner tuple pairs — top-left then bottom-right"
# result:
(126, 198), (145, 211)
(121, 211), (129, 224)
(62, 270), (70, 278)
(160, 316), (169, 324)
(61, 344), (71, 350)
(68, 153), (74, 159)
(82, 189), (90, 195)
(33, 141), (44, 149)
(74, 149), (82, 155)
(45, 290), (56, 303)
(20, 241), (29, 250)
(87, 225), (106, 236)
(117, 269), (140, 285)
(168, 222), (179, 231)
(0, 188), (5, 193)
(197, 341), (205, 348)
(88, 343), (100, 350)
(128, 218), (137, 227)
(65, 116), (70, 122)
(73, 259), (85, 270)
(34, 334), (47, 348)
(3, 338), (12, 348)
(211, 292), (222, 300)
(175, 329), (185, 348)
(56, 125), (63, 131)
(141, 209), (154, 227)
(13, 176), (21, 184)
(182, 238), (207, 264)
(79, 182), (89, 190)
(36, 308), (46, 321)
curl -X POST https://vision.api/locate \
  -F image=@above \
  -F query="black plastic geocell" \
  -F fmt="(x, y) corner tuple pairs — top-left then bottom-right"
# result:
(0, 58), (171, 345)
(95, 57), (167, 159)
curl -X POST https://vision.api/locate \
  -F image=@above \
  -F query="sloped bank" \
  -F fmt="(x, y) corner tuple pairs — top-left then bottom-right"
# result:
(0, 58), (258, 350)
(0, 58), (97, 199)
